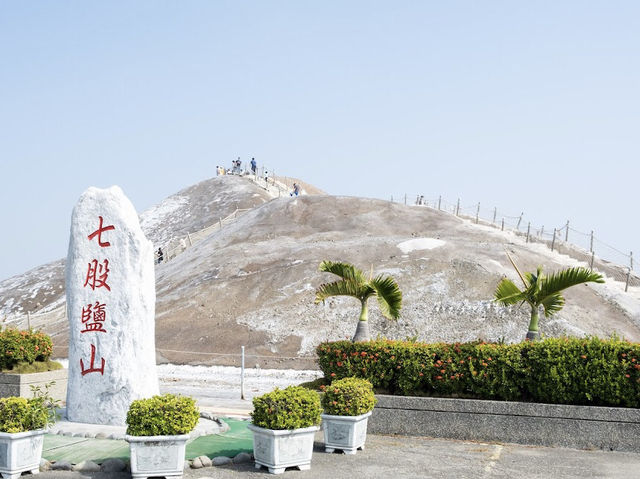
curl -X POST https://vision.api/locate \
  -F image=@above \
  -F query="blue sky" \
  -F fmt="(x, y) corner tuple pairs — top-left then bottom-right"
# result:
(1, 1), (638, 281)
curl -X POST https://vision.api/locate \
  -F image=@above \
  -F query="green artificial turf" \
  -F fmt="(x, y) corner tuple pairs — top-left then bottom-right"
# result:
(42, 417), (253, 463)
(186, 417), (253, 459)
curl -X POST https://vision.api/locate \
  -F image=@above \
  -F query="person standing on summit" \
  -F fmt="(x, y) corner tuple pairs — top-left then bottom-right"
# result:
(251, 157), (257, 174)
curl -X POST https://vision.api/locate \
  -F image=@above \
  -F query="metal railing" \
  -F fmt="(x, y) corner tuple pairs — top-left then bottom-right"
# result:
(163, 207), (250, 262)
(390, 193), (639, 291)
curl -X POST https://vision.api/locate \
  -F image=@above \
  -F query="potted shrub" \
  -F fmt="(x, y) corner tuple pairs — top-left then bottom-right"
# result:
(321, 377), (377, 454)
(125, 394), (199, 479)
(248, 385), (322, 474)
(0, 385), (58, 479)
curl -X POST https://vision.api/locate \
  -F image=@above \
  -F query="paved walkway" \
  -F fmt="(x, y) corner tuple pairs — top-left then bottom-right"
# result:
(36, 431), (640, 479)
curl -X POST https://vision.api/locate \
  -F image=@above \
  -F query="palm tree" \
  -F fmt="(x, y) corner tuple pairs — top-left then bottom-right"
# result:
(315, 260), (402, 342)
(494, 253), (604, 340)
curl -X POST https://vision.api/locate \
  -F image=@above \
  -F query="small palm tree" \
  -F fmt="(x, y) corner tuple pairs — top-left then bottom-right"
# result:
(494, 253), (604, 340)
(315, 260), (402, 342)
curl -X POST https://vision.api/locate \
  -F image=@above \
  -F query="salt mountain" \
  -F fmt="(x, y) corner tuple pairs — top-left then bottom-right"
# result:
(1, 175), (640, 368)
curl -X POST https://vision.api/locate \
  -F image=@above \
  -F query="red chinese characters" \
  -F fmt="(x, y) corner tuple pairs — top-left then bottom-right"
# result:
(83, 259), (111, 291)
(80, 301), (107, 333)
(87, 216), (116, 247)
(80, 344), (105, 376)
(80, 216), (116, 376)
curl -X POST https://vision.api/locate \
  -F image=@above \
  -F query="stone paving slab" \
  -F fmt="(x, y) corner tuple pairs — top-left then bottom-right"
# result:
(36, 432), (640, 479)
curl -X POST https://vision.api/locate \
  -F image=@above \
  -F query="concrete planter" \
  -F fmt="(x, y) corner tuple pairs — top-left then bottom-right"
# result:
(0, 429), (45, 479)
(248, 423), (320, 474)
(321, 411), (372, 454)
(125, 434), (189, 479)
(369, 395), (640, 452)
(0, 369), (67, 404)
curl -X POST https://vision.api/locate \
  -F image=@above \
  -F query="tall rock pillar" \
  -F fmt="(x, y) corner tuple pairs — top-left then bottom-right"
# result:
(65, 186), (158, 425)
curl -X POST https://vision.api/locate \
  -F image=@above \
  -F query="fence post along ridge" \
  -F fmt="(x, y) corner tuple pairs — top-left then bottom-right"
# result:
(392, 193), (639, 290)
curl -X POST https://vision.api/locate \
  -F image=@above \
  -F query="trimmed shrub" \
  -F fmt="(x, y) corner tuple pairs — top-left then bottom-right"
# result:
(0, 329), (53, 371)
(316, 337), (640, 407)
(7, 360), (63, 374)
(321, 377), (377, 416)
(251, 386), (322, 430)
(0, 394), (54, 433)
(522, 336), (640, 406)
(126, 394), (199, 436)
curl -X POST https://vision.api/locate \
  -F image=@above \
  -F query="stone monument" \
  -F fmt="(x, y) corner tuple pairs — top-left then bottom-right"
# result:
(65, 186), (159, 425)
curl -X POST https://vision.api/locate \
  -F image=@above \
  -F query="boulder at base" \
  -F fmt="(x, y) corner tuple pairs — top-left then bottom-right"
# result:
(66, 186), (158, 425)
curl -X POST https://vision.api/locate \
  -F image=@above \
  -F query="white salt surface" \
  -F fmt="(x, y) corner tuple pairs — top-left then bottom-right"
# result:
(139, 195), (189, 233)
(157, 364), (321, 398)
(397, 238), (445, 254)
(55, 360), (322, 414)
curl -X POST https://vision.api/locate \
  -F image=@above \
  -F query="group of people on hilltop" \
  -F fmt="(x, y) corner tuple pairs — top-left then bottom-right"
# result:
(217, 157), (258, 177)
(231, 157), (243, 174)
(214, 157), (302, 196)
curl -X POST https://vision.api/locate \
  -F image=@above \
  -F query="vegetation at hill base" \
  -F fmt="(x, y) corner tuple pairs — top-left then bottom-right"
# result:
(494, 253), (604, 340)
(315, 260), (402, 342)
(317, 336), (640, 408)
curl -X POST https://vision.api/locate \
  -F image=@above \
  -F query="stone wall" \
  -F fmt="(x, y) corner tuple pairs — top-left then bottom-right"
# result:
(0, 369), (68, 403)
(369, 395), (640, 452)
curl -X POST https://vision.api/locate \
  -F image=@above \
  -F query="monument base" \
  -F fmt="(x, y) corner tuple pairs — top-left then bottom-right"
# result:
(47, 409), (229, 440)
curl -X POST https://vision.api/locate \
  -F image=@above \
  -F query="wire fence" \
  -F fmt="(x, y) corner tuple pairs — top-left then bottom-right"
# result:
(390, 193), (639, 291)
(156, 347), (319, 370)
(163, 207), (250, 262)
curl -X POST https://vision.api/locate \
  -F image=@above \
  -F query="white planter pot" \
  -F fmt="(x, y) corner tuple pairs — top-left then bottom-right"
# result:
(248, 423), (320, 474)
(125, 434), (189, 479)
(0, 429), (45, 479)
(322, 411), (372, 454)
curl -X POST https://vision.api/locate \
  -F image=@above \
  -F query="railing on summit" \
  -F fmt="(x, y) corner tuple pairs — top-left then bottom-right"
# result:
(390, 193), (639, 291)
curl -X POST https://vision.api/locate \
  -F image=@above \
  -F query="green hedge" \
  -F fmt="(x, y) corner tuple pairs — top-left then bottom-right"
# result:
(316, 337), (640, 408)
(0, 329), (53, 371)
